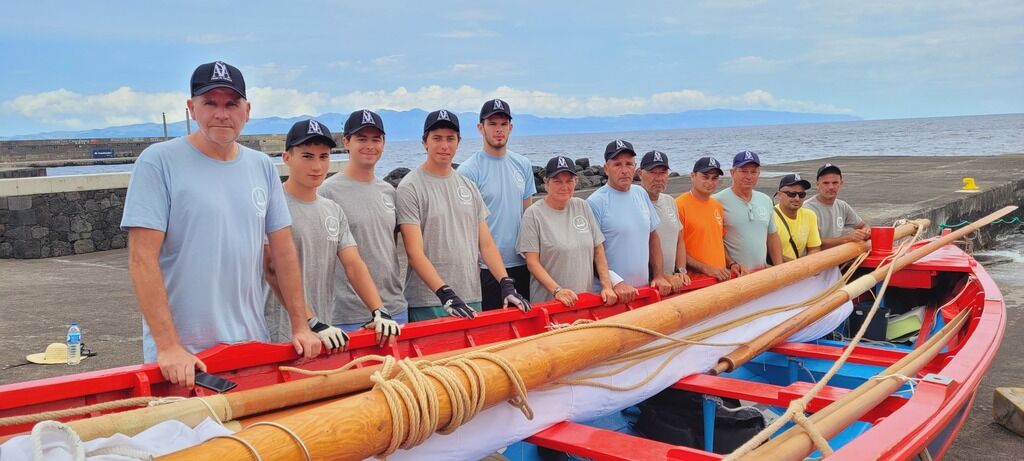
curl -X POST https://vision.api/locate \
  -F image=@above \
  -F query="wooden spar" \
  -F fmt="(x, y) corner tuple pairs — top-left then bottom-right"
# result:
(742, 307), (971, 460)
(66, 345), (481, 441)
(712, 219), (928, 374)
(735, 206), (1018, 460)
(715, 206), (1014, 374)
(159, 234), (885, 461)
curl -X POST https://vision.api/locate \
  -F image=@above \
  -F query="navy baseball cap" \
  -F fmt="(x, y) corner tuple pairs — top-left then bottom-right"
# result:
(423, 109), (460, 134)
(816, 163), (842, 179)
(732, 150), (761, 167)
(286, 119), (336, 149)
(778, 173), (812, 190)
(604, 139), (636, 161)
(190, 61), (246, 99)
(545, 155), (577, 178)
(640, 150), (670, 171)
(344, 109), (386, 136)
(480, 99), (512, 121)
(693, 156), (724, 175)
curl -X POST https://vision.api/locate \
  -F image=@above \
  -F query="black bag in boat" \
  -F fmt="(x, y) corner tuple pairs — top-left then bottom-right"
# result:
(634, 388), (766, 454)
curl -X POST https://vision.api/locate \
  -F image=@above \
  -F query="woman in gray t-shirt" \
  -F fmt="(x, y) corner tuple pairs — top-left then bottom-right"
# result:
(516, 156), (617, 306)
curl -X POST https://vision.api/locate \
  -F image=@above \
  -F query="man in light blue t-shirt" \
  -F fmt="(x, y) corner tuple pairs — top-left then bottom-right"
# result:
(120, 61), (321, 389)
(458, 99), (537, 309)
(713, 151), (784, 272)
(587, 140), (674, 301)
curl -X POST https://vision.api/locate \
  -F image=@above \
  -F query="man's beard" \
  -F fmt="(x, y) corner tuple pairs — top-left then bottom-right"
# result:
(486, 138), (507, 149)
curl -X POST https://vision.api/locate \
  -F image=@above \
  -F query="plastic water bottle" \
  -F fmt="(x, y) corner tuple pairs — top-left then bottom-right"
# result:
(66, 322), (81, 365)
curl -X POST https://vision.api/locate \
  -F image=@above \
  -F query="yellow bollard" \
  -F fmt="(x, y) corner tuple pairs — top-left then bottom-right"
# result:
(961, 177), (980, 191)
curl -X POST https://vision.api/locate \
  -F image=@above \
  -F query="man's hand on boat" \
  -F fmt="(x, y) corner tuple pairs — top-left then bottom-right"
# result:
(651, 273), (674, 296)
(157, 344), (207, 389)
(500, 276), (532, 312)
(729, 262), (749, 278)
(613, 282), (638, 303)
(362, 307), (401, 347)
(436, 285), (476, 319)
(309, 315), (349, 353)
(554, 287), (579, 307)
(291, 322), (324, 360)
(670, 272), (692, 293)
(600, 286), (619, 306)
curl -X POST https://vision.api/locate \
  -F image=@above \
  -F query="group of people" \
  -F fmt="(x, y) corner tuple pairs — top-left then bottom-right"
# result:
(121, 61), (870, 388)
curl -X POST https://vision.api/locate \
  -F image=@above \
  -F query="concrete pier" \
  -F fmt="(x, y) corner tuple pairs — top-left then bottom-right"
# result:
(0, 153), (1021, 458)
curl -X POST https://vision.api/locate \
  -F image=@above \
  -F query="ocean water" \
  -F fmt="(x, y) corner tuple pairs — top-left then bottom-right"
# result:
(45, 113), (1024, 176)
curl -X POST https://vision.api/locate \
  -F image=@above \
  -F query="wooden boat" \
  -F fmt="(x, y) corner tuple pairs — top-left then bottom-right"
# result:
(0, 227), (1006, 460)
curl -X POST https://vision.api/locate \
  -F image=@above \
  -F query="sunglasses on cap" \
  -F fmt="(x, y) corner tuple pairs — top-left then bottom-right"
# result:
(779, 191), (807, 198)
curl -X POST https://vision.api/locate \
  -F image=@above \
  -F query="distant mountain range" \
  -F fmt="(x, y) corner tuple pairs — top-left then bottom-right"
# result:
(1, 109), (860, 141)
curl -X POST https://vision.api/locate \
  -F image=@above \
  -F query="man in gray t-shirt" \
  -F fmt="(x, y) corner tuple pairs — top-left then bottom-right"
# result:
(804, 163), (870, 249)
(320, 110), (408, 330)
(397, 110), (530, 321)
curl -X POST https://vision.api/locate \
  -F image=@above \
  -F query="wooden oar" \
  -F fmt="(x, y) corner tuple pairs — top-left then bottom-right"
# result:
(714, 207), (1011, 375)
(66, 345), (483, 441)
(158, 229), (897, 461)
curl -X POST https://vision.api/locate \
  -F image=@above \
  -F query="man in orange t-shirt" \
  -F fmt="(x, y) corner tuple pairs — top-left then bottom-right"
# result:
(675, 157), (742, 281)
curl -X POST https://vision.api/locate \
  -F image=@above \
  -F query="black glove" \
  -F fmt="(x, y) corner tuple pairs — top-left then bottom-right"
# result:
(435, 285), (476, 319)
(308, 316), (349, 351)
(500, 277), (531, 312)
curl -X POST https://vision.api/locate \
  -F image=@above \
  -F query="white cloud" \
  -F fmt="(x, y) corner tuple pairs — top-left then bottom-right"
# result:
(450, 63), (481, 73)
(1, 85), (852, 130)
(721, 56), (786, 74)
(1, 87), (187, 128)
(329, 85), (851, 116)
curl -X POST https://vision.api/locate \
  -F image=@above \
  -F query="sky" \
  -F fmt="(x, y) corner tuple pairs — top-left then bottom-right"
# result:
(0, 0), (1021, 136)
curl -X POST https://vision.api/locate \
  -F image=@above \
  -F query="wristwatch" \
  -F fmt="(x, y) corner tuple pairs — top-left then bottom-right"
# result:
(674, 267), (686, 274)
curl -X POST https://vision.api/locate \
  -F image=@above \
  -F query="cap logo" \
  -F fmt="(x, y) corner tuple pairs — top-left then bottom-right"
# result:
(493, 100), (504, 110)
(825, 163), (833, 168)
(616, 139), (626, 149)
(438, 110), (450, 121)
(654, 151), (663, 162)
(794, 173), (801, 181)
(557, 157), (569, 169)
(710, 158), (719, 167)
(362, 110), (375, 125)
(307, 120), (324, 135)
(211, 61), (232, 82)
(745, 151), (754, 160)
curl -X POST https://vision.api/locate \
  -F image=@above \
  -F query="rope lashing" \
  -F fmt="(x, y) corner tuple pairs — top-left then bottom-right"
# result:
(938, 216), (1022, 230)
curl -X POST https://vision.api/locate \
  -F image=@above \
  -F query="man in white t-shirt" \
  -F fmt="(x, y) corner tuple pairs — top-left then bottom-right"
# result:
(638, 150), (690, 292)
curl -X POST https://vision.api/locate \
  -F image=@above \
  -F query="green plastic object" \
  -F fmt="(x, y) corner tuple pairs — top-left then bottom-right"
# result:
(886, 306), (926, 340)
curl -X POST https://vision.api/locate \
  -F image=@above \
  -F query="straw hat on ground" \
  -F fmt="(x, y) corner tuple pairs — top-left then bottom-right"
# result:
(26, 343), (88, 365)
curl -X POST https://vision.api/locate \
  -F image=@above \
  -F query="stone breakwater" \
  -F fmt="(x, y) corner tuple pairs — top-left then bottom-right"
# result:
(0, 190), (126, 258)
(381, 157), (680, 191)
(0, 161), (346, 259)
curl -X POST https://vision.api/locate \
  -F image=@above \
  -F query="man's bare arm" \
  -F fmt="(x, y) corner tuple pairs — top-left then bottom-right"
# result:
(128, 227), (206, 388)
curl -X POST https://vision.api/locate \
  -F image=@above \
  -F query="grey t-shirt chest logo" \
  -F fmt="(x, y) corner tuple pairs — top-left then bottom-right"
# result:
(251, 187), (268, 217)
(836, 215), (844, 228)
(457, 185), (473, 204)
(572, 215), (590, 233)
(324, 215), (340, 241)
(381, 193), (396, 212)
